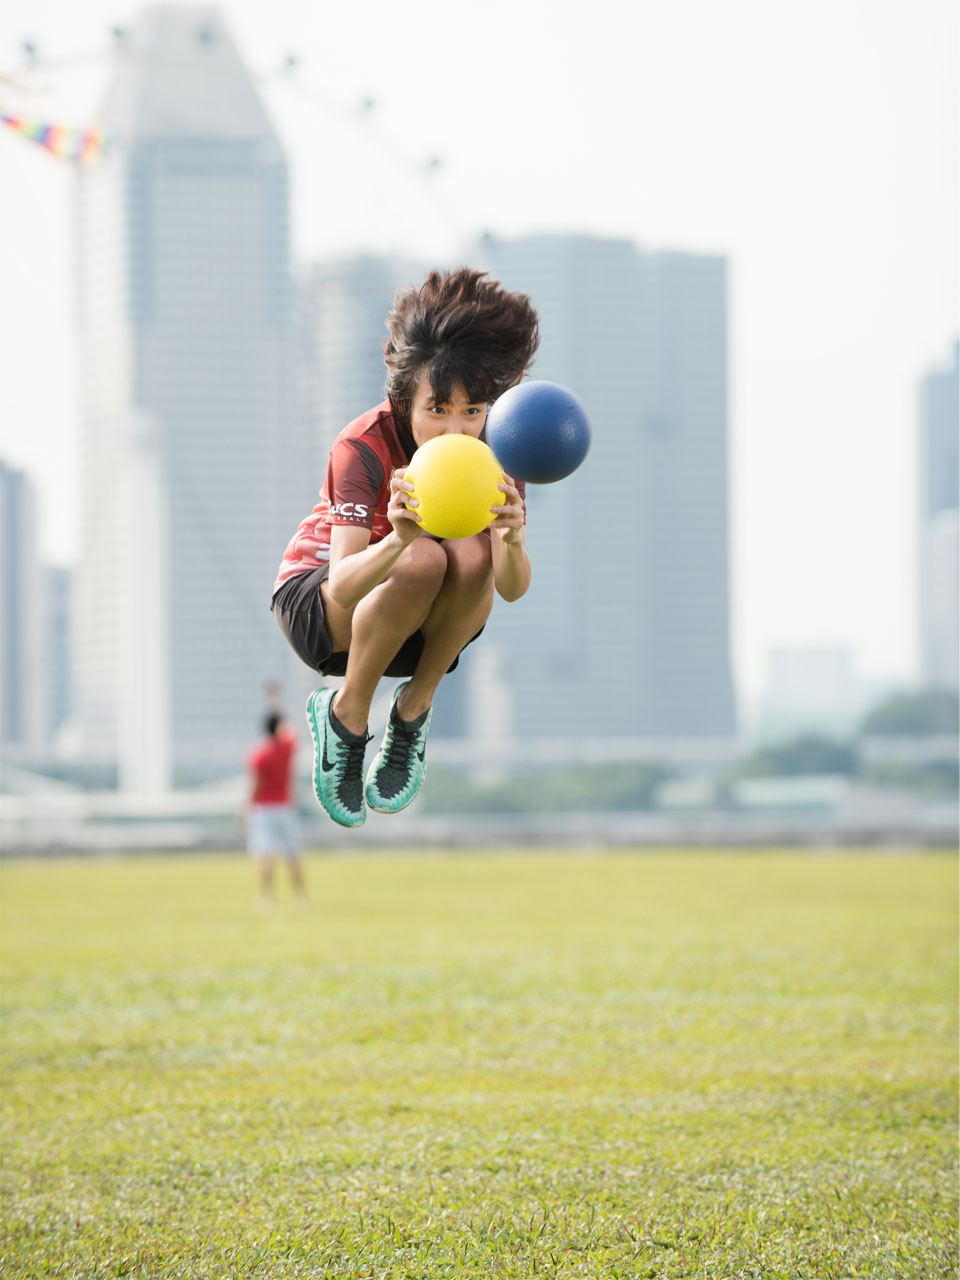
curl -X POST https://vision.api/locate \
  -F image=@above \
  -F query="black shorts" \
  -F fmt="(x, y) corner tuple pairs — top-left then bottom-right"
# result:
(271, 565), (481, 679)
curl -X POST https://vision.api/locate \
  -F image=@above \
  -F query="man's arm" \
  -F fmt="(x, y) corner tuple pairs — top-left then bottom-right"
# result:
(326, 525), (407, 609)
(489, 474), (531, 602)
(325, 469), (423, 609)
(490, 525), (531, 601)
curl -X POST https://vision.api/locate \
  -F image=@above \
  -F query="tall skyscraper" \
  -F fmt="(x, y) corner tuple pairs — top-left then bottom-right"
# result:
(477, 234), (736, 739)
(73, 6), (295, 785)
(0, 462), (47, 753)
(44, 566), (72, 745)
(917, 340), (959, 691)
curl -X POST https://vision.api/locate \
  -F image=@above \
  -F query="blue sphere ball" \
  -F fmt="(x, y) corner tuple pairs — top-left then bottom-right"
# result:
(486, 380), (591, 484)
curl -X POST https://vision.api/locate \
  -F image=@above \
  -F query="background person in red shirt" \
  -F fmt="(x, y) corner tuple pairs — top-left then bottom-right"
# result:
(243, 713), (305, 910)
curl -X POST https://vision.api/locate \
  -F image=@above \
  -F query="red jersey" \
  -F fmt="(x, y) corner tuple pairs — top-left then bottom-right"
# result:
(247, 733), (295, 805)
(274, 403), (411, 591)
(274, 401), (525, 592)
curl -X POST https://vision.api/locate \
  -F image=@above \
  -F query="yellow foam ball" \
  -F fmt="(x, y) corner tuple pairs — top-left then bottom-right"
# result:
(405, 434), (504, 540)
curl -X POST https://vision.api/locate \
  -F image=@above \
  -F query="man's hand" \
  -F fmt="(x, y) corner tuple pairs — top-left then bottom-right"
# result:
(388, 467), (423, 547)
(489, 473), (524, 543)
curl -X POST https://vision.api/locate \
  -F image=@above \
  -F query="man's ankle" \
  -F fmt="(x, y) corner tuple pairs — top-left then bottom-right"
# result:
(395, 686), (432, 723)
(331, 693), (368, 738)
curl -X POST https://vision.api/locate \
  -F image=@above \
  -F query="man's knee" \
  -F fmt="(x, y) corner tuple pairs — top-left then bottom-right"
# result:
(443, 534), (494, 593)
(393, 537), (448, 599)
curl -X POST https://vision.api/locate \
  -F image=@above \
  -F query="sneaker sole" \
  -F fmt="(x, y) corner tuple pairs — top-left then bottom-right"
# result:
(367, 790), (423, 815)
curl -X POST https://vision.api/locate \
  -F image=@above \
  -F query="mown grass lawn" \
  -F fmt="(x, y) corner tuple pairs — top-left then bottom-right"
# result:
(1, 849), (957, 1279)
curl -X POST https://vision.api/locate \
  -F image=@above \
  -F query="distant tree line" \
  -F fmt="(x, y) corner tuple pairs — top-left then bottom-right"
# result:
(421, 690), (959, 814)
(422, 762), (671, 815)
(730, 690), (958, 789)
(858, 689), (958, 737)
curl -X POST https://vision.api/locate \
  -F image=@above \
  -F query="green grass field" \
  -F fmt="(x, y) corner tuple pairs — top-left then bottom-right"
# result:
(1, 850), (957, 1279)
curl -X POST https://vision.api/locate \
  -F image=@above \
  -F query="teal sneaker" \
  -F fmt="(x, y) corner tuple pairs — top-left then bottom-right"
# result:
(365, 682), (433, 814)
(305, 688), (371, 828)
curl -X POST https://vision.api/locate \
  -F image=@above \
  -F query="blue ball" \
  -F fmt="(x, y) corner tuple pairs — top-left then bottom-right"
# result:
(486, 380), (591, 484)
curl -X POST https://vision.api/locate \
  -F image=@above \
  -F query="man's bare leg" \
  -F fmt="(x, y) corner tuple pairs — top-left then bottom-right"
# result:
(288, 857), (308, 904)
(256, 856), (274, 911)
(363, 535), (494, 814)
(397, 534), (494, 719)
(322, 538), (448, 734)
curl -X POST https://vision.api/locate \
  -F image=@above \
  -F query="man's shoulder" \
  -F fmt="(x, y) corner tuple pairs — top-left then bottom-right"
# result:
(251, 732), (294, 759)
(330, 403), (406, 490)
(338, 401), (397, 446)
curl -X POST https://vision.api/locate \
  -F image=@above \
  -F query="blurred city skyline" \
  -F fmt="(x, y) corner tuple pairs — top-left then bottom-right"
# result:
(0, 0), (957, 706)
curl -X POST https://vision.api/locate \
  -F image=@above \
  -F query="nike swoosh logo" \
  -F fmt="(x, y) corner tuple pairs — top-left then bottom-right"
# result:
(416, 747), (426, 763)
(322, 740), (338, 772)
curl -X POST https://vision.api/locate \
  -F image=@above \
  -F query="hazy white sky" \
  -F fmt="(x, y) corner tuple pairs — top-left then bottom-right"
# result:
(0, 0), (956, 703)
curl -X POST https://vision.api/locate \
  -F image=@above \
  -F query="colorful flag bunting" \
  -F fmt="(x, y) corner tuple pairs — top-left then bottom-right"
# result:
(1, 114), (109, 165)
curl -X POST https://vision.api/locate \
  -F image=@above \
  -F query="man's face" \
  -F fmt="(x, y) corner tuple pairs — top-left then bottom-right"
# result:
(409, 376), (487, 449)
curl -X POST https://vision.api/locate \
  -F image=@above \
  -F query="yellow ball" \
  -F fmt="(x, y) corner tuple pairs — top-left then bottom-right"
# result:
(405, 434), (504, 540)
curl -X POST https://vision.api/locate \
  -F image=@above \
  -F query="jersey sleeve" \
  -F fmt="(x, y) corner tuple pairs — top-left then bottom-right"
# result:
(325, 437), (386, 531)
